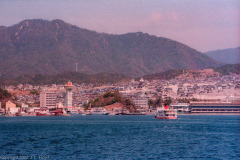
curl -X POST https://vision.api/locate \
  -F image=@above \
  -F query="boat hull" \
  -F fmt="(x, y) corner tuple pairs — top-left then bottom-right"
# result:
(36, 113), (55, 116)
(155, 116), (177, 119)
(70, 113), (86, 116)
(91, 113), (109, 115)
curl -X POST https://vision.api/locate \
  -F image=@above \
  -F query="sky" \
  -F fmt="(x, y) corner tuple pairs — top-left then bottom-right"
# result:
(0, 0), (239, 52)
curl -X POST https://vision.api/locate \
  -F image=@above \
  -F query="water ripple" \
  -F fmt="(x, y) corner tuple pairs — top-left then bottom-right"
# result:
(0, 115), (239, 159)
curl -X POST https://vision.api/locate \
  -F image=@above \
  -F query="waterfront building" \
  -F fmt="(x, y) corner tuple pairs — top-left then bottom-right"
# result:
(0, 102), (5, 115)
(21, 103), (29, 108)
(40, 89), (56, 108)
(64, 81), (73, 107)
(171, 103), (190, 113)
(6, 100), (18, 115)
(6, 100), (16, 111)
(131, 97), (148, 112)
(190, 102), (240, 114)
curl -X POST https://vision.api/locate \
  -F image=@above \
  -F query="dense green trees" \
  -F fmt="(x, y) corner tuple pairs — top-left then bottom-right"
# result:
(154, 97), (163, 107)
(163, 97), (172, 106)
(0, 88), (12, 109)
(0, 88), (12, 100)
(84, 91), (135, 110)
(214, 64), (240, 75)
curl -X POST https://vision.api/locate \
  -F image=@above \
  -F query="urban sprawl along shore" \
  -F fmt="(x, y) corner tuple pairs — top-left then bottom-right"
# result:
(1, 71), (240, 116)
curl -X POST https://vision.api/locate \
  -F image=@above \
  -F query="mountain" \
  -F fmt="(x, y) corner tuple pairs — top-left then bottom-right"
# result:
(205, 47), (240, 64)
(0, 19), (220, 78)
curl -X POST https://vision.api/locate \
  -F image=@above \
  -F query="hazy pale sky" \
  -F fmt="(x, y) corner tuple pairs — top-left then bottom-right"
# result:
(0, 0), (239, 52)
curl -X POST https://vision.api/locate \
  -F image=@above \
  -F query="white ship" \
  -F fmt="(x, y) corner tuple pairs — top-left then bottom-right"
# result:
(155, 105), (177, 119)
(90, 107), (109, 115)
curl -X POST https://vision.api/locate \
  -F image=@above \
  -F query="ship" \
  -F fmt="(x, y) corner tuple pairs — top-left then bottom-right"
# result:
(90, 107), (109, 115)
(155, 105), (178, 119)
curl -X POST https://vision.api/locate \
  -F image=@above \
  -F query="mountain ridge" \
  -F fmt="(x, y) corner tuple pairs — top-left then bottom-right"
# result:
(0, 19), (220, 77)
(205, 47), (240, 64)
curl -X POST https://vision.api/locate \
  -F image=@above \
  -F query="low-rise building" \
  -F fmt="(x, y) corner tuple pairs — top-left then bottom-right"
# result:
(6, 101), (18, 115)
(131, 97), (148, 112)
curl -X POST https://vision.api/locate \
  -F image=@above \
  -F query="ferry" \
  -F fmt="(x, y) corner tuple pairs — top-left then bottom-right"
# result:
(155, 105), (178, 119)
(90, 107), (109, 115)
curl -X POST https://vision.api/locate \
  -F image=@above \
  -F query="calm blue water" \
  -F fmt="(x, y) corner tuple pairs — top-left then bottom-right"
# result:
(0, 115), (239, 160)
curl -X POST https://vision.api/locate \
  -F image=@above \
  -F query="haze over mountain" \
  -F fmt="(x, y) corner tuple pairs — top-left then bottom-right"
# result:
(0, 19), (220, 78)
(205, 47), (240, 64)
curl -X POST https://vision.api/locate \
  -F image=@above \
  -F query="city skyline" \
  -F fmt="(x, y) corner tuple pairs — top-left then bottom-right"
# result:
(0, 0), (239, 52)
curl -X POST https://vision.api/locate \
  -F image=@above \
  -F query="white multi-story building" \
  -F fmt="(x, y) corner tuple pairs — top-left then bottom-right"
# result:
(40, 89), (56, 108)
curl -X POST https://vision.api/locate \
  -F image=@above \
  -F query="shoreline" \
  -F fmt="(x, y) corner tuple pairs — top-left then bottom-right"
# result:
(180, 113), (240, 115)
(1, 113), (240, 117)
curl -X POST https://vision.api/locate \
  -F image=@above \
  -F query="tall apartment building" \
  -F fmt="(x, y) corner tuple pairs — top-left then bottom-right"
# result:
(40, 89), (56, 108)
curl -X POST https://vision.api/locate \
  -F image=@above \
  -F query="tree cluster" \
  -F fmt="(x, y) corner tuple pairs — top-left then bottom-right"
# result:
(0, 88), (12, 101)
(148, 96), (173, 108)
(83, 91), (135, 110)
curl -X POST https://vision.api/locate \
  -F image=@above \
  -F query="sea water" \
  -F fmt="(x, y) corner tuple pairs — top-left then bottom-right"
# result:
(0, 115), (239, 160)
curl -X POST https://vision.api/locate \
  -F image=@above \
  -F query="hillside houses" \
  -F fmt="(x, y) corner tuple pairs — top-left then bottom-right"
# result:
(2, 74), (240, 112)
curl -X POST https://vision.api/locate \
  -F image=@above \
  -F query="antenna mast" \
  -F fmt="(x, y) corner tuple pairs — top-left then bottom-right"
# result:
(75, 63), (78, 72)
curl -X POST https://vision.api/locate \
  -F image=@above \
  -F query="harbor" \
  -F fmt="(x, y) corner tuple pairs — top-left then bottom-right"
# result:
(1, 102), (240, 117)
(0, 115), (239, 159)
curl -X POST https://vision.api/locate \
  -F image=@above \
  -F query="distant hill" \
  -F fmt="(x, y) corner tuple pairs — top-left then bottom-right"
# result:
(1, 65), (239, 86)
(205, 47), (240, 64)
(140, 69), (184, 80)
(0, 19), (219, 78)
(213, 64), (240, 75)
(140, 64), (240, 80)
(0, 72), (130, 86)
(84, 91), (135, 111)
